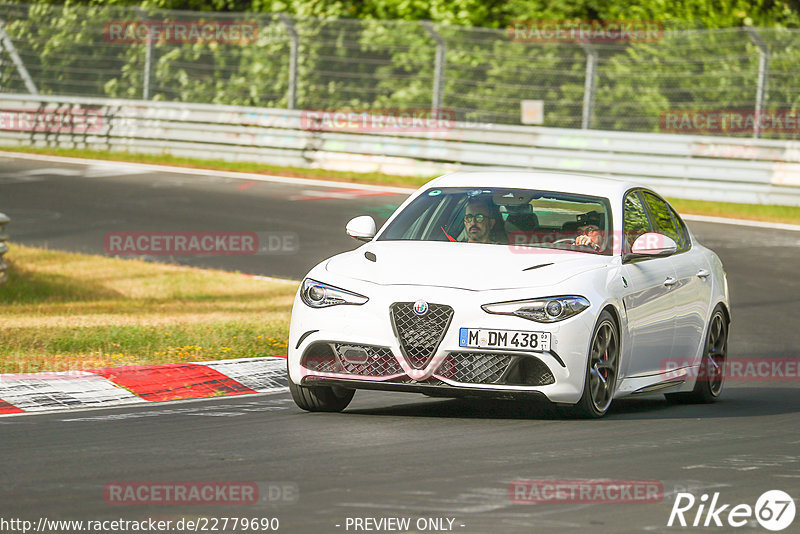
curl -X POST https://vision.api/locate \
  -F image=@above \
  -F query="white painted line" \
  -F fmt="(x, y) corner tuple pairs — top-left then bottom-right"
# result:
(289, 188), (397, 201)
(4, 150), (799, 231)
(1, 390), (287, 419)
(21, 167), (83, 176)
(241, 273), (300, 284)
(682, 213), (800, 232)
(0, 151), (415, 194)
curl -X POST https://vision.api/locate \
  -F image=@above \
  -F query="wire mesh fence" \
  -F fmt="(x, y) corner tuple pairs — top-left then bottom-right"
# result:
(1, 2), (800, 138)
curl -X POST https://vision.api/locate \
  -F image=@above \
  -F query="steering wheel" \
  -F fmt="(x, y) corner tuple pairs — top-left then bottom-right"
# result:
(554, 237), (600, 251)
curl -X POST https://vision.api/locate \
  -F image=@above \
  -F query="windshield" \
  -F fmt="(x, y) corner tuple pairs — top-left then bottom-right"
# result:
(378, 187), (613, 255)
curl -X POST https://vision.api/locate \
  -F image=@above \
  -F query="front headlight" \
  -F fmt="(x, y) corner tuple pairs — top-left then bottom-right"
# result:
(482, 296), (590, 323)
(301, 278), (368, 308)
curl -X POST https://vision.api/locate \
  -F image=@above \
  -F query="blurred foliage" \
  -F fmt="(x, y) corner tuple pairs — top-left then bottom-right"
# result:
(5, 0), (798, 28)
(1, 1), (799, 135)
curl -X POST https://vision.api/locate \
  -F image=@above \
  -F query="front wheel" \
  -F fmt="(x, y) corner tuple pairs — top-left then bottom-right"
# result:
(565, 310), (619, 418)
(288, 369), (355, 412)
(666, 306), (728, 404)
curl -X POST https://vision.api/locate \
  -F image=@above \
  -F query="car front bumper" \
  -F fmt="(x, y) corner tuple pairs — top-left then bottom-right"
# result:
(288, 283), (597, 404)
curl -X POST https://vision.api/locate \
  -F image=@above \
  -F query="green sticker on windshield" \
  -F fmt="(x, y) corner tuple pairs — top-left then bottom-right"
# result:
(428, 190), (442, 196)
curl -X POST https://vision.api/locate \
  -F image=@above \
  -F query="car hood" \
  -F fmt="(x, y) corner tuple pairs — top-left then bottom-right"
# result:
(324, 241), (609, 291)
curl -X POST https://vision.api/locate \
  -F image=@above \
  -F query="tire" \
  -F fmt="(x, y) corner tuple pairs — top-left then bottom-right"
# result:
(287, 369), (355, 412)
(665, 306), (728, 404)
(565, 310), (620, 418)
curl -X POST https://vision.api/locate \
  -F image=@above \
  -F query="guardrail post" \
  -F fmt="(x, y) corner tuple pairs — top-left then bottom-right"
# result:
(279, 14), (299, 109)
(745, 27), (770, 139)
(580, 42), (597, 130)
(0, 212), (10, 283)
(0, 19), (39, 95)
(421, 21), (446, 112)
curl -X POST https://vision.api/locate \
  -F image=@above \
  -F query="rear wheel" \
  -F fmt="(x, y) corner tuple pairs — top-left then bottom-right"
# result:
(566, 310), (619, 418)
(666, 306), (727, 404)
(288, 370), (355, 412)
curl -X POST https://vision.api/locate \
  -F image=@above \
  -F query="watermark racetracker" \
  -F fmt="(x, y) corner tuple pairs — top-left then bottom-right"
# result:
(104, 481), (298, 505)
(104, 20), (259, 45)
(508, 19), (664, 43)
(300, 108), (456, 133)
(662, 358), (800, 382)
(104, 231), (299, 256)
(660, 109), (800, 135)
(0, 108), (103, 133)
(509, 480), (663, 504)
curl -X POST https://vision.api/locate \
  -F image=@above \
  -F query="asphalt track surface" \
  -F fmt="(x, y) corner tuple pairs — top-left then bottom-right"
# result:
(2, 153), (799, 533)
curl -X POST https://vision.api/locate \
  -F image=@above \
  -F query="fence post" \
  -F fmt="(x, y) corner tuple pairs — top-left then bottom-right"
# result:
(279, 14), (299, 109)
(143, 32), (153, 100)
(745, 27), (769, 139)
(421, 21), (446, 112)
(580, 42), (597, 130)
(135, 8), (154, 100)
(0, 212), (10, 283)
(0, 19), (39, 95)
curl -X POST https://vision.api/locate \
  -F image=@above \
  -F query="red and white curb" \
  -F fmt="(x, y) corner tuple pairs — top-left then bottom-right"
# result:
(0, 356), (287, 415)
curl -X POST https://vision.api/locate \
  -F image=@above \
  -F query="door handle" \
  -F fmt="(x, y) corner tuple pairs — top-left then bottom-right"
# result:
(663, 277), (677, 287)
(696, 269), (711, 279)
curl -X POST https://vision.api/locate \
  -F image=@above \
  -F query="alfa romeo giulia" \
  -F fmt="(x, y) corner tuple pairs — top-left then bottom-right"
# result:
(287, 172), (729, 417)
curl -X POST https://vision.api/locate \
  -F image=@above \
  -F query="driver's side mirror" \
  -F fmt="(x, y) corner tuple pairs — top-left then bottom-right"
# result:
(624, 232), (678, 262)
(346, 215), (376, 242)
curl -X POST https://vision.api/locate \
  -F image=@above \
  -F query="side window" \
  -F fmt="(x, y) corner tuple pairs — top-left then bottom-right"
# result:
(642, 192), (683, 248)
(623, 192), (650, 251)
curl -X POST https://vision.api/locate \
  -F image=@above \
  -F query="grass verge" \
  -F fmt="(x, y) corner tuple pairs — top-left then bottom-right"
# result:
(664, 197), (800, 225)
(4, 146), (800, 225)
(0, 244), (297, 374)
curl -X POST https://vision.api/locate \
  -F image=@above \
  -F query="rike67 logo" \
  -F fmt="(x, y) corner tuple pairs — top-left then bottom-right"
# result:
(668, 490), (796, 531)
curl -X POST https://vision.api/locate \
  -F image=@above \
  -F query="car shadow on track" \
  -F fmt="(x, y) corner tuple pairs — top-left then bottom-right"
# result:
(610, 386), (800, 420)
(344, 386), (800, 420)
(347, 395), (565, 420)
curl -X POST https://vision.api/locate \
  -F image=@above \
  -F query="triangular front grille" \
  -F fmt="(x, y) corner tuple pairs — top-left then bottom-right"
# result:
(390, 302), (453, 369)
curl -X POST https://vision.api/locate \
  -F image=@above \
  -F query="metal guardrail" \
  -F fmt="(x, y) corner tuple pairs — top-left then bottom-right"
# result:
(1, 93), (800, 206)
(0, 212), (9, 283)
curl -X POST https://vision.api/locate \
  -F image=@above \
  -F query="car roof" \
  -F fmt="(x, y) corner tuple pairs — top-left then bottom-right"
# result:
(425, 171), (644, 201)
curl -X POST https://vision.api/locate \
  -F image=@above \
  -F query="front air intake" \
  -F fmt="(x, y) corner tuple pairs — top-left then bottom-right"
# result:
(301, 342), (403, 377)
(436, 352), (516, 384)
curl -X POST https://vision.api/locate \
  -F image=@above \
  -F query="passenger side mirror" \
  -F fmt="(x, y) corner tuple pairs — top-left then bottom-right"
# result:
(624, 233), (678, 262)
(346, 216), (376, 242)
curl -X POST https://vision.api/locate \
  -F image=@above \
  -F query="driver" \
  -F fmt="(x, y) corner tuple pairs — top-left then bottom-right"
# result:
(575, 224), (604, 251)
(464, 196), (503, 244)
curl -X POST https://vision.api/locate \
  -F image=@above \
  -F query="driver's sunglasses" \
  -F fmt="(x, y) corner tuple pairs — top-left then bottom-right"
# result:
(464, 214), (487, 223)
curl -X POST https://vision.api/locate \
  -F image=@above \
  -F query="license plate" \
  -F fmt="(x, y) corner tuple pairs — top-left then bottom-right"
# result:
(459, 328), (551, 352)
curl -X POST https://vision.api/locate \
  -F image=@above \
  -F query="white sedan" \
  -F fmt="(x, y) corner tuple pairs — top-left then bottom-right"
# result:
(287, 172), (730, 417)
